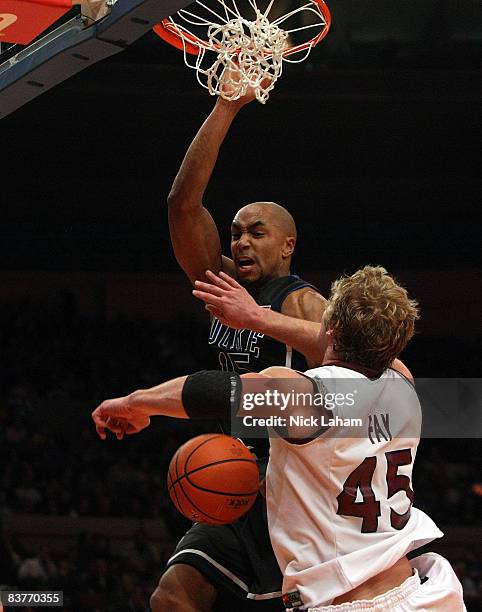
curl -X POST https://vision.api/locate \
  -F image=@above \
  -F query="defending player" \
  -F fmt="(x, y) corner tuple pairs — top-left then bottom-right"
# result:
(160, 82), (326, 610)
(92, 265), (466, 611)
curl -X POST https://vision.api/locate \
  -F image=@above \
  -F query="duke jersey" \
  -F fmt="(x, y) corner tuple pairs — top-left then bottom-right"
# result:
(209, 274), (320, 457)
(266, 365), (443, 609)
(208, 275), (319, 373)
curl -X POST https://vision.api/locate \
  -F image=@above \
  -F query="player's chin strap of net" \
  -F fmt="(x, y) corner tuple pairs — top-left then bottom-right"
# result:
(163, 0), (330, 104)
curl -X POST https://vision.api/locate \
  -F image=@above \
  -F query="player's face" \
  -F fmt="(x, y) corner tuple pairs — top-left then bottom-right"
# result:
(230, 208), (292, 285)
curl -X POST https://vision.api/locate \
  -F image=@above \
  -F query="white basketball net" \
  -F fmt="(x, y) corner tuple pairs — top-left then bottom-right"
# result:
(163, 0), (329, 103)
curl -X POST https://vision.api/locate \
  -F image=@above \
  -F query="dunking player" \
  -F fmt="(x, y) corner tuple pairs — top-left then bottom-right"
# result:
(157, 83), (326, 610)
(93, 265), (466, 611)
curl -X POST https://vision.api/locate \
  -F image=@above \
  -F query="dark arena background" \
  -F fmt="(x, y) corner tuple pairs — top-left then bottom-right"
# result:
(1, 0), (481, 610)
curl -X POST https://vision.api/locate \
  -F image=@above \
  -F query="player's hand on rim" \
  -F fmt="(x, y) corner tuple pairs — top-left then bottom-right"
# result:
(218, 65), (272, 107)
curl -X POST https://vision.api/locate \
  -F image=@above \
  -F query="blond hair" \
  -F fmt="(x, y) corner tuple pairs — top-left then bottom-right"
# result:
(323, 266), (420, 372)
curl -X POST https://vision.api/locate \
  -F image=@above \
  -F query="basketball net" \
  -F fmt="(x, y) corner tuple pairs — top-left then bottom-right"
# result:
(154, 0), (331, 103)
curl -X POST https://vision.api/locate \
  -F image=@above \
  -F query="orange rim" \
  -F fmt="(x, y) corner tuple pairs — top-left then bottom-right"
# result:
(153, 21), (204, 56)
(153, 0), (331, 57)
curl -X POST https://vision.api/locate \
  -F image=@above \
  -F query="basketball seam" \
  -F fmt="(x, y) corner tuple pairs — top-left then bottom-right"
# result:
(185, 483), (259, 496)
(168, 458), (258, 493)
(184, 458), (259, 496)
(173, 440), (229, 524)
(184, 433), (226, 471)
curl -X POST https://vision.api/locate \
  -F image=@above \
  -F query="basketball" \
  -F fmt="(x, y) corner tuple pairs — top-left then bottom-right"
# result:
(167, 434), (259, 524)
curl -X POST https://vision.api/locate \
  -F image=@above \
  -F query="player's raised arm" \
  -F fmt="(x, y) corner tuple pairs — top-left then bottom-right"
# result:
(167, 80), (258, 285)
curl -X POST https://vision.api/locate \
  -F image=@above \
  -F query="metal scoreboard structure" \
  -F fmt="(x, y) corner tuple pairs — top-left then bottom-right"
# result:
(0, 0), (194, 119)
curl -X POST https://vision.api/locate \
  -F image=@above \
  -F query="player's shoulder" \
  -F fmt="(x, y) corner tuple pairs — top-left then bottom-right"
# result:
(303, 364), (407, 386)
(303, 364), (346, 381)
(390, 359), (414, 384)
(282, 286), (327, 322)
(304, 364), (331, 375)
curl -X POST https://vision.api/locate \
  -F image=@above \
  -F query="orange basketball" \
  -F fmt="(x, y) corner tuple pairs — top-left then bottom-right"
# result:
(167, 434), (259, 524)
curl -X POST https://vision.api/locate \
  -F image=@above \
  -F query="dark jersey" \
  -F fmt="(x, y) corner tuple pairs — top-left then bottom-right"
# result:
(208, 275), (321, 456)
(208, 274), (321, 373)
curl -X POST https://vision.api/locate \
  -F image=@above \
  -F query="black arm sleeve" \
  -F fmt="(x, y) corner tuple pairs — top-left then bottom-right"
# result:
(182, 370), (242, 420)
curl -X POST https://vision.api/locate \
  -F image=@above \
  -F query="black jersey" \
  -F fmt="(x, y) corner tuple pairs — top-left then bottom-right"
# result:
(208, 274), (321, 456)
(208, 274), (320, 373)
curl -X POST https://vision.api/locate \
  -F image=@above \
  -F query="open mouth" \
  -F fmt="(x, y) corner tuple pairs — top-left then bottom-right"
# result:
(237, 257), (256, 272)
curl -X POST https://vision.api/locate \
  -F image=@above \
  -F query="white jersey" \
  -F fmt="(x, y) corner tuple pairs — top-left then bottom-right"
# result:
(266, 365), (443, 609)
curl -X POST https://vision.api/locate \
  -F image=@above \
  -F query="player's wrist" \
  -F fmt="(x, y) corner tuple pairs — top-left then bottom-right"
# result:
(249, 304), (271, 334)
(215, 96), (245, 115)
(127, 390), (157, 416)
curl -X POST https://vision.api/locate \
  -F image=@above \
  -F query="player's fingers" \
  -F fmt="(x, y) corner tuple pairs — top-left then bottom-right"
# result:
(205, 270), (233, 290)
(260, 75), (273, 89)
(219, 271), (241, 288)
(125, 419), (149, 434)
(194, 280), (224, 297)
(93, 416), (107, 439)
(205, 304), (222, 316)
(192, 289), (223, 306)
(205, 305), (228, 324)
(126, 427), (143, 435)
(92, 409), (108, 439)
(206, 303), (228, 321)
(95, 423), (106, 440)
(109, 417), (130, 434)
(108, 418), (128, 439)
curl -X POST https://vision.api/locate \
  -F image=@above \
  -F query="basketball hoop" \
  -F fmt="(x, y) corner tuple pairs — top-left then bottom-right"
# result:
(153, 0), (331, 103)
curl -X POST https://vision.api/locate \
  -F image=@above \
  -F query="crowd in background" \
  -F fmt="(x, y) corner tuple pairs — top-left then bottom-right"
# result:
(0, 296), (481, 610)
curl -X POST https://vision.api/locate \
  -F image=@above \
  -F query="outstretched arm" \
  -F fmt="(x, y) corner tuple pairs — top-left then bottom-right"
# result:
(92, 376), (189, 439)
(168, 82), (258, 285)
(193, 271), (326, 364)
(92, 368), (321, 441)
(168, 99), (237, 284)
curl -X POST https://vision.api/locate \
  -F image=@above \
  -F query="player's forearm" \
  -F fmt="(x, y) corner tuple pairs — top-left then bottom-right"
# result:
(167, 99), (242, 209)
(251, 308), (323, 363)
(128, 376), (190, 419)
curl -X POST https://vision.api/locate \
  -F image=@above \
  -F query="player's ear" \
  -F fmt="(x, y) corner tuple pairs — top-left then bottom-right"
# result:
(282, 236), (296, 258)
(326, 324), (339, 337)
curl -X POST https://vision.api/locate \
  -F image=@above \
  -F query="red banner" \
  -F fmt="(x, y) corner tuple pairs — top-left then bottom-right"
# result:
(0, 0), (72, 45)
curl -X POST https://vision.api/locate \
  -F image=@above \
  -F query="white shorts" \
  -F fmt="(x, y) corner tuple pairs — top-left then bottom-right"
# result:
(307, 553), (466, 612)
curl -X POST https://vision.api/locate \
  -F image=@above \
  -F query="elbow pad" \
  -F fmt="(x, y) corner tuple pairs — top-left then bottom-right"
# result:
(182, 370), (241, 420)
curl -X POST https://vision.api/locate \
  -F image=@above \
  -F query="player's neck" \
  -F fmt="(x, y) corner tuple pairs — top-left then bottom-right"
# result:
(265, 266), (292, 282)
(323, 359), (382, 378)
(322, 349), (383, 379)
(244, 270), (292, 295)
